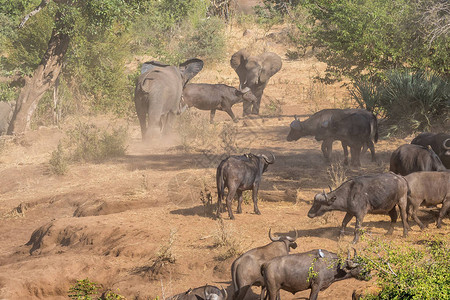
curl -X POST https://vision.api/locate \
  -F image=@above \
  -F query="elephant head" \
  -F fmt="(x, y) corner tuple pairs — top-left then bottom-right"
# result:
(230, 49), (282, 115)
(135, 58), (204, 141)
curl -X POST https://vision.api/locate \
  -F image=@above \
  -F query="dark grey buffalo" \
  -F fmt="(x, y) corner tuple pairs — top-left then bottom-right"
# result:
(261, 249), (367, 300)
(307, 173), (409, 243)
(390, 144), (446, 176)
(286, 109), (378, 166)
(405, 171), (450, 229)
(231, 229), (298, 300)
(182, 84), (257, 123)
(167, 285), (227, 300)
(216, 153), (275, 219)
(411, 132), (450, 168)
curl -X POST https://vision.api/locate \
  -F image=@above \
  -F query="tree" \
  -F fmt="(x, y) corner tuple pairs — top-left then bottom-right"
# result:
(6, 0), (141, 135)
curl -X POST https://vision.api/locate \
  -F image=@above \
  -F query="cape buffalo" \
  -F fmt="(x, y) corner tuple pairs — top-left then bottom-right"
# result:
(286, 109), (378, 166)
(261, 249), (367, 300)
(405, 171), (450, 229)
(411, 132), (450, 168)
(390, 144), (446, 176)
(231, 229), (298, 300)
(307, 172), (410, 243)
(166, 285), (227, 300)
(216, 153), (275, 220)
(182, 84), (257, 123)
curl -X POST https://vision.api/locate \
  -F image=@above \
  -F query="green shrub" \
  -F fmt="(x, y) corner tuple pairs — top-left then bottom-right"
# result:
(351, 69), (449, 133)
(65, 122), (128, 163)
(49, 142), (68, 175)
(360, 236), (450, 300)
(68, 278), (101, 300)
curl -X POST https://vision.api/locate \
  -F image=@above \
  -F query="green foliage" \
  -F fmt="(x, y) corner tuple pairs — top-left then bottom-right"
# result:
(350, 69), (449, 133)
(49, 142), (68, 175)
(65, 122), (128, 163)
(0, 82), (18, 103)
(68, 278), (125, 300)
(360, 236), (450, 300)
(68, 278), (101, 300)
(290, 0), (449, 81)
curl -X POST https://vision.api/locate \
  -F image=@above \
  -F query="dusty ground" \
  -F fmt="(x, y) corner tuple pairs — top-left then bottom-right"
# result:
(0, 21), (448, 300)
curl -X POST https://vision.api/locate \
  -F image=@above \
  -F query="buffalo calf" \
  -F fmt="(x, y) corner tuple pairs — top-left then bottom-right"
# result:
(183, 83), (257, 123)
(390, 144), (446, 175)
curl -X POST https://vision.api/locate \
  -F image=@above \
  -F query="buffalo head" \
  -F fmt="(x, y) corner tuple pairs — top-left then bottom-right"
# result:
(287, 115), (306, 141)
(307, 189), (337, 218)
(342, 249), (370, 281)
(268, 228), (298, 250)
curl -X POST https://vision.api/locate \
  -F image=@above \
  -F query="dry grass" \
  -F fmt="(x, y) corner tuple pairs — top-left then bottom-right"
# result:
(212, 218), (243, 261)
(327, 160), (348, 189)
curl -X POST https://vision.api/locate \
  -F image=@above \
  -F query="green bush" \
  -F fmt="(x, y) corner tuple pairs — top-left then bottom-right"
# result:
(68, 278), (125, 300)
(360, 236), (450, 300)
(65, 122), (128, 163)
(351, 69), (449, 133)
(49, 142), (68, 175)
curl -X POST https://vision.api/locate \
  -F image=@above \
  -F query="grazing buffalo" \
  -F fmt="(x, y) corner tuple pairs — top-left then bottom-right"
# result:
(405, 171), (450, 229)
(390, 144), (446, 176)
(307, 173), (410, 243)
(411, 132), (450, 168)
(261, 249), (367, 300)
(217, 153), (275, 219)
(167, 285), (227, 300)
(231, 229), (298, 300)
(287, 109), (378, 166)
(182, 84), (257, 123)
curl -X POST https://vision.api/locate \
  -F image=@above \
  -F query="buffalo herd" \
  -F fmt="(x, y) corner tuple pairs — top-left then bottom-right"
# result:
(136, 50), (449, 299)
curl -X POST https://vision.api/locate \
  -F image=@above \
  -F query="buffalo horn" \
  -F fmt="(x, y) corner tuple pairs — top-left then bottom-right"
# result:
(328, 185), (333, 193)
(443, 138), (450, 150)
(294, 114), (298, 121)
(346, 248), (359, 268)
(204, 286), (210, 298)
(268, 228), (280, 241)
(286, 229), (298, 241)
(241, 87), (251, 93)
(262, 153), (275, 164)
(221, 286), (228, 299)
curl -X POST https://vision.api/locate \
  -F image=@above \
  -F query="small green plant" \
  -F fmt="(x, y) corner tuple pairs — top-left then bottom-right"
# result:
(262, 98), (283, 117)
(68, 278), (101, 300)
(307, 257), (319, 283)
(49, 142), (68, 175)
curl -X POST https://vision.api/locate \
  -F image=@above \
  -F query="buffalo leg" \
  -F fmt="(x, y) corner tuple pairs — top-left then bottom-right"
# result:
(367, 140), (376, 161)
(210, 109), (216, 124)
(342, 142), (349, 165)
(397, 200), (410, 237)
(410, 201), (426, 230)
(236, 190), (243, 214)
(350, 145), (362, 167)
(235, 285), (250, 300)
(309, 283), (320, 300)
(252, 185), (261, 215)
(225, 186), (237, 220)
(437, 198), (450, 228)
(386, 207), (397, 235)
(352, 216), (364, 244)
(340, 212), (354, 238)
(321, 140), (332, 163)
(224, 107), (238, 123)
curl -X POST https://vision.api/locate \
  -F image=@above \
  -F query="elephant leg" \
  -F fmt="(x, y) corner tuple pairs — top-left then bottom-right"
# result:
(162, 112), (176, 135)
(243, 100), (252, 116)
(251, 97), (261, 115)
(135, 96), (148, 141)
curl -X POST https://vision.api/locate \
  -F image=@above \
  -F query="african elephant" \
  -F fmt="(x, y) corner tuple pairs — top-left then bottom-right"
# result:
(230, 49), (282, 116)
(134, 59), (204, 140)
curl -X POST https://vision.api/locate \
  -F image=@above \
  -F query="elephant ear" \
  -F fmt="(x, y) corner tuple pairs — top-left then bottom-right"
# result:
(140, 61), (169, 74)
(259, 52), (282, 84)
(230, 49), (250, 70)
(179, 58), (204, 86)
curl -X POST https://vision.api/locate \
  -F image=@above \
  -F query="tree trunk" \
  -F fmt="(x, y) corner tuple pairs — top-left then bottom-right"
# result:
(7, 26), (69, 135)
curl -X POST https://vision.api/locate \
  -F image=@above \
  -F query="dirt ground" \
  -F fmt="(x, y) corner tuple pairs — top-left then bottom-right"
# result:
(0, 22), (448, 300)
